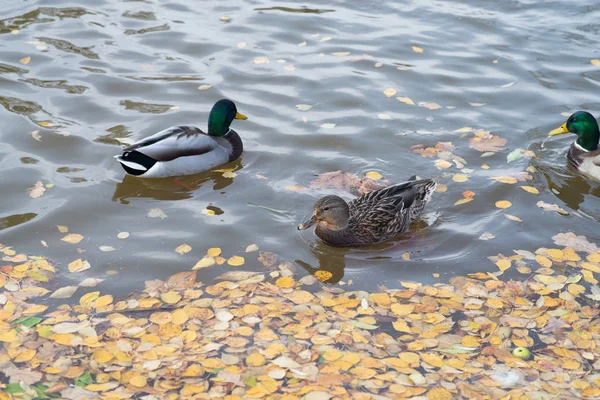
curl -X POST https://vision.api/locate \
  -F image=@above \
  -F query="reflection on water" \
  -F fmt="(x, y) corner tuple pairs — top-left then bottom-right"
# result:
(0, 0), (599, 295)
(112, 161), (240, 204)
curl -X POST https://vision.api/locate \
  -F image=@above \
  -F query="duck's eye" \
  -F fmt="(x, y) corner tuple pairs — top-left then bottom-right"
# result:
(323, 206), (330, 211)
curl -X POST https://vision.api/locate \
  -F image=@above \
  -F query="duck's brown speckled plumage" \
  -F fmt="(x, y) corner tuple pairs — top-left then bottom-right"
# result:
(313, 178), (437, 247)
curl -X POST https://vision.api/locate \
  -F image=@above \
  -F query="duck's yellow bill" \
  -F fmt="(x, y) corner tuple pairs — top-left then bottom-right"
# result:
(235, 112), (248, 120)
(548, 123), (568, 136)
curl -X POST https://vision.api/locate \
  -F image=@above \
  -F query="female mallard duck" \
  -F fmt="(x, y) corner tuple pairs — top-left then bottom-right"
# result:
(298, 177), (437, 247)
(115, 99), (247, 178)
(549, 111), (600, 180)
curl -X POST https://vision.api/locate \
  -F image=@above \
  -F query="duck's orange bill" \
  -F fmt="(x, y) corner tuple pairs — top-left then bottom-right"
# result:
(235, 112), (248, 120)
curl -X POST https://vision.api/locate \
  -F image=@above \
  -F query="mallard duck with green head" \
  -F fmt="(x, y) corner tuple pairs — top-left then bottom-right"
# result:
(115, 99), (247, 178)
(549, 111), (600, 179)
(298, 176), (437, 247)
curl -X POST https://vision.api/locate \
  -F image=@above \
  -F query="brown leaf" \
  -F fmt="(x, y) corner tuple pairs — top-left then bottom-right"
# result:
(309, 170), (388, 195)
(167, 271), (196, 289)
(469, 133), (507, 152)
(552, 232), (597, 254)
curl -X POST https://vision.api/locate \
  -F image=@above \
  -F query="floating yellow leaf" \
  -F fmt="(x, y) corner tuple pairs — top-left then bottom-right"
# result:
(129, 375), (147, 388)
(314, 270), (333, 282)
(591, 59), (600, 66)
(504, 214), (522, 222)
(80, 291), (100, 307)
(365, 171), (382, 180)
(520, 186), (539, 194)
(193, 257), (215, 270)
(462, 336), (480, 347)
(396, 96), (415, 105)
(57, 225), (68, 233)
(391, 303), (414, 316)
(161, 291), (182, 304)
(495, 200), (512, 209)
(452, 174), (469, 183)
(427, 387), (453, 400)
(20, 56), (31, 65)
(275, 277), (295, 288)
(486, 298), (504, 308)
(0, 330), (17, 342)
(93, 349), (113, 363)
(94, 295), (113, 308)
(246, 353), (266, 366)
(227, 256), (245, 266)
(536, 255), (552, 268)
(491, 176), (517, 184)
(496, 258), (511, 271)
(383, 88), (397, 98)
(175, 244), (192, 255)
(412, 46), (423, 53)
(61, 234), (84, 244)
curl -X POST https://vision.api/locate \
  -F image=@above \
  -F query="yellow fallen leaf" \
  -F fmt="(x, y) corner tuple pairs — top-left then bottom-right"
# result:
(520, 186), (539, 194)
(396, 96), (415, 105)
(350, 366), (377, 379)
(314, 270), (333, 282)
(61, 234), (84, 244)
(129, 375), (147, 388)
(80, 291), (100, 307)
(20, 56), (31, 65)
(0, 330), (18, 342)
(568, 283), (585, 297)
(171, 309), (188, 325)
(365, 171), (383, 180)
(496, 258), (511, 271)
(421, 353), (444, 368)
(391, 303), (414, 316)
(246, 353), (266, 366)
(591, 59), (600, 66)
(93, 349), (113, 363)
(462, 336), (480, 347)
(536, 255), (552, 268)
(227, 256), (245, 266)
(504, 214), (522, 222)
(383, 88), (397, 98)
(94, 295), (113, 308)
(275, 276), (295, 288)
(193, 257), (215, 270)
(491, 176), (517, 184)
(495, 200), (512, 209)
(175, 244), (192, 255)
(412, 46), (423, 53)
(57, 225), (68, 233)
(486, 298), (504, 308)
(161, 291), (182, 304)
(427, 387), (453, 400)
(454, 198), (473, 206)
(452, 174), (469, 183)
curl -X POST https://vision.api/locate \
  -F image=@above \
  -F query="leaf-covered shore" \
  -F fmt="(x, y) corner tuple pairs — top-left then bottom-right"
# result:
(1, 234), (600, 399)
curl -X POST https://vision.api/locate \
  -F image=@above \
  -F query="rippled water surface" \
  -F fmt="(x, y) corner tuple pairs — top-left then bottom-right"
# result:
(1, 0), (600, 294)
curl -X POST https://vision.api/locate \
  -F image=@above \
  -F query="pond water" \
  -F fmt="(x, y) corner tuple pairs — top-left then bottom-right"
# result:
(1, 0), (599, 295)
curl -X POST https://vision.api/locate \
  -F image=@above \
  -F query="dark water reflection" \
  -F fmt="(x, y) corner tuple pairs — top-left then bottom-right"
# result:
(0, 0), (599, 295)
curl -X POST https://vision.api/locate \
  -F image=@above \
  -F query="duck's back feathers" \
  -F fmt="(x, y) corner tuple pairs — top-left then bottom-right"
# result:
(316, 178), (436, 246)
(124, 126), (218, 161)
(115, 126), (243, 178)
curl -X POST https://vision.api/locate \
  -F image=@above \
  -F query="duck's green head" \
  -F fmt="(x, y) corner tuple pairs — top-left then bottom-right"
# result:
(549, 111), (599, 151)
(208, 99), (247, 137)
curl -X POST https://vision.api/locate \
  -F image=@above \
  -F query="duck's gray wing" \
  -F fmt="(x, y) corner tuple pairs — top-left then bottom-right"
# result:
(124, 125), (218, 162)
